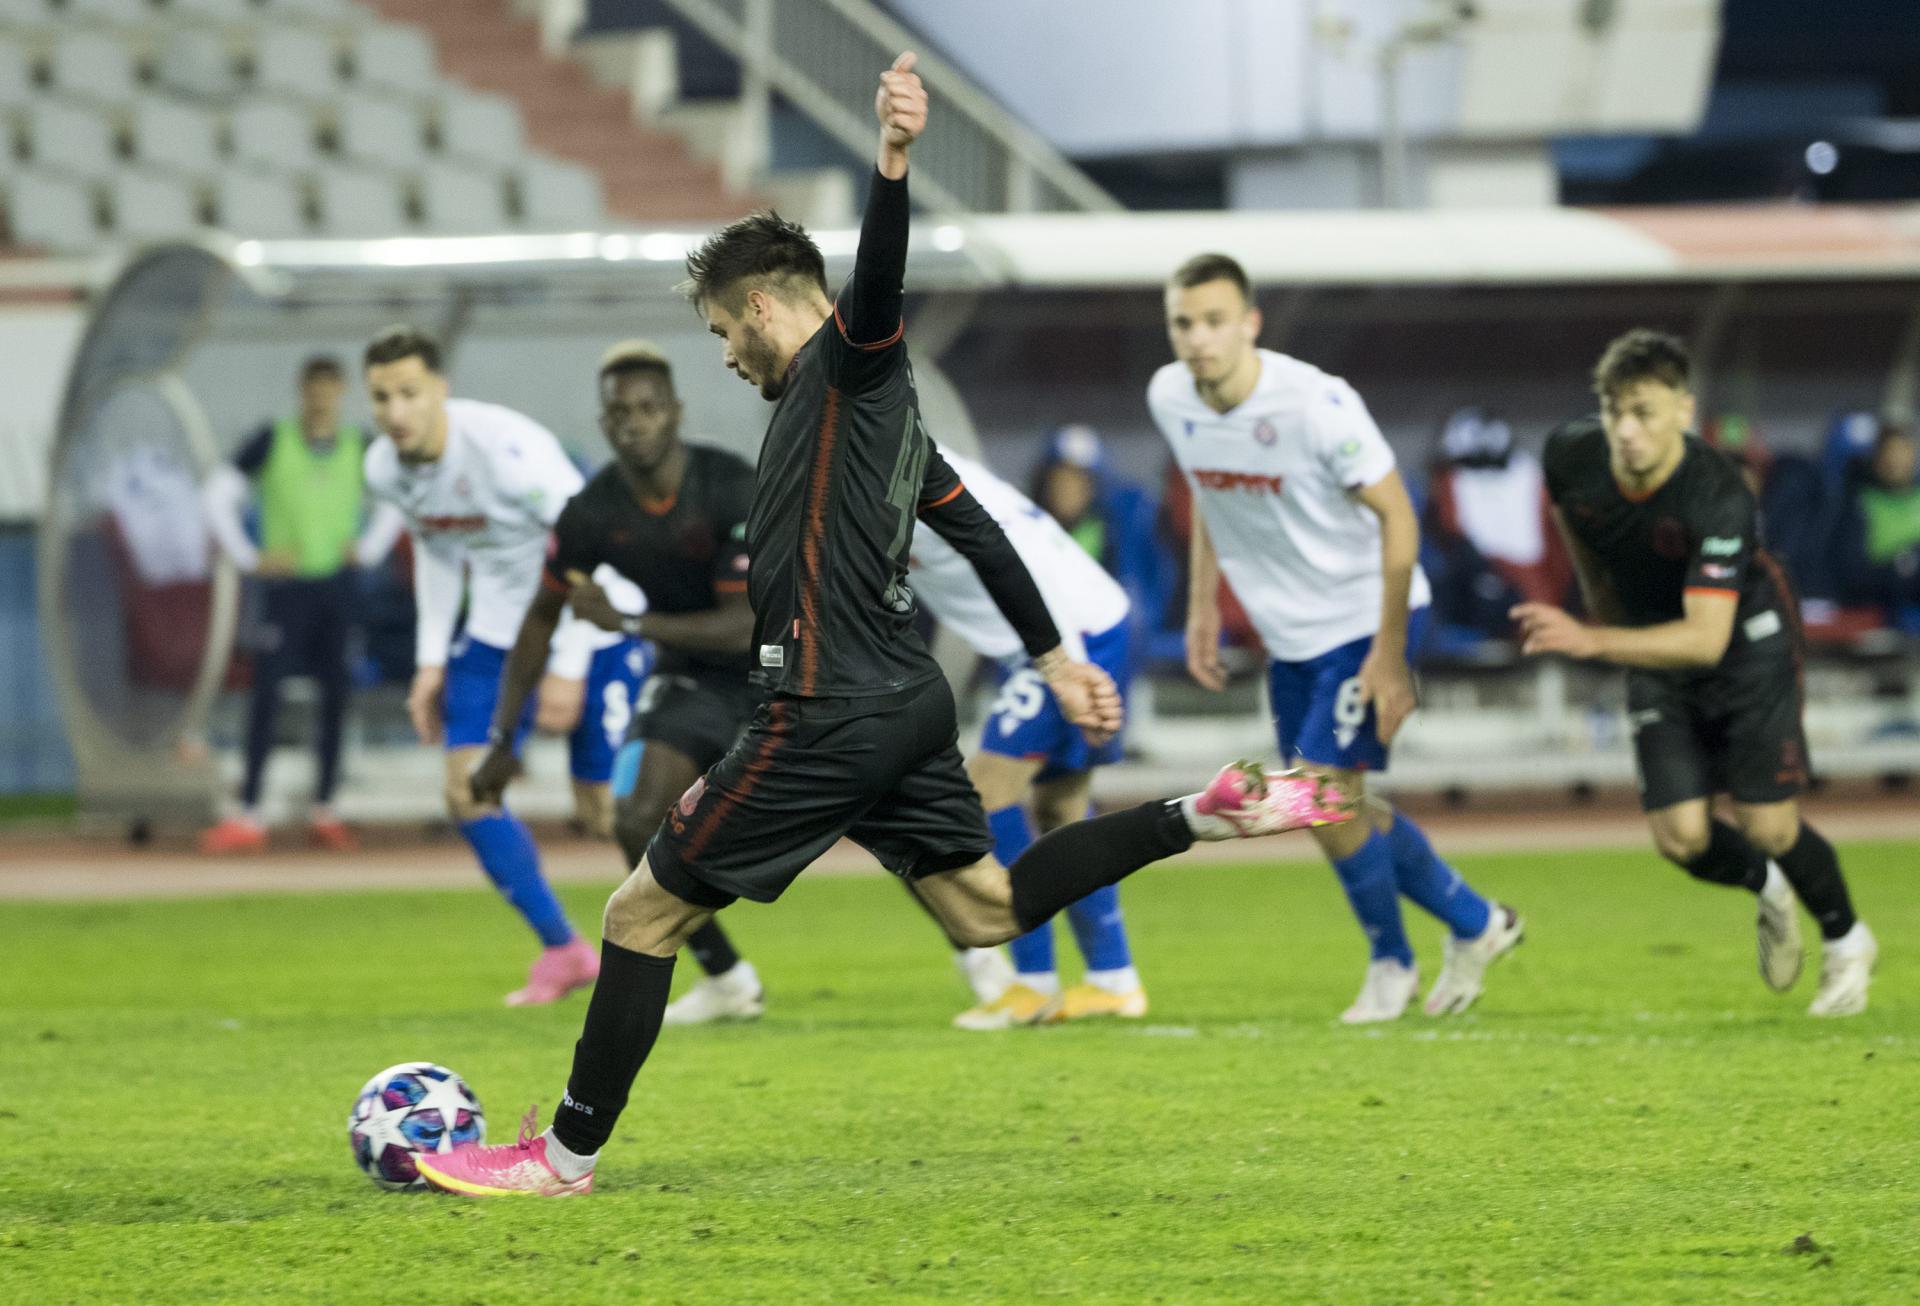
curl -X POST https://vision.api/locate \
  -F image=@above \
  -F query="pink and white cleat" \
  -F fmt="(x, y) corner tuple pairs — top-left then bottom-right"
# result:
(1185, 761), (1355, 840)
(505, 937), (600, 1007)
(415, 1107), (593, 1198)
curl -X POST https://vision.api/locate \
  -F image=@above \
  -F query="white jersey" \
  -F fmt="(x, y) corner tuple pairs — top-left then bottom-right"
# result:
(1148, 349), (1430, 663)
(364, 397), (622, 676)
(909, 446), (1129, 663)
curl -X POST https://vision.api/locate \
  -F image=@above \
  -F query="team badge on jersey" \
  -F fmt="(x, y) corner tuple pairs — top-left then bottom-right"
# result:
(1253, 418), (1277, 446)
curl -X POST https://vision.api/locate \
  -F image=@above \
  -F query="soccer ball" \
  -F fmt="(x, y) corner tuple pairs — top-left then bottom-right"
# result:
(348, 1062), (486, 1190)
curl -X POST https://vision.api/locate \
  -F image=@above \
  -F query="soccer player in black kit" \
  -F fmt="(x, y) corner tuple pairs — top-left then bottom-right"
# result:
(469, 340), (768, 1011)
(418, 52), (1351, 1198)
(1514, 329), (1875, 1017)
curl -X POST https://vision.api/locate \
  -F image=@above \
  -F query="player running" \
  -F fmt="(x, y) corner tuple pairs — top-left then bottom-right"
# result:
(470, 340), (770, 1021)
(1518, 329), (1875, 1016)
(1150, 253), (1523, 1024)
(362, 327), (644, 1007)
(417, 53), (1349, 1198)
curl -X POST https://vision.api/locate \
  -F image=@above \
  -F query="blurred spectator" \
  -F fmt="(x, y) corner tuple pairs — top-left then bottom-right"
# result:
(197, 356), (404, 855)
(1837, 421), (1920, 612)
(1704, 412), (1772, 497)
(1031, 425), (1176, 668)
(1423, 407), (1570, 638)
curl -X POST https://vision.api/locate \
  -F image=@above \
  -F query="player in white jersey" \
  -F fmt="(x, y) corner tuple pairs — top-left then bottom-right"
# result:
(361, 325), (647, 1006)
(1150, 254), (1523, 1023)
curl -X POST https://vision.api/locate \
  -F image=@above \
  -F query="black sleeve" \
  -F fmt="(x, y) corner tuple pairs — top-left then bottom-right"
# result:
(232, 425), (274, 477)
(834, 170), (909, 350)
(1541, 416), (1596, 503)
(711, 456), (754, 596)
(1683, 465), (1757, 599)
(917, 447), (1061, 658)
(542, 495), (597, 596)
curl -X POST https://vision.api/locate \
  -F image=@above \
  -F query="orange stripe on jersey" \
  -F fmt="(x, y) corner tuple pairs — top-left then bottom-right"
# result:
(683, 700), (790, 863)
(796, 386), (841, 694)
(1684, 586), (1740, 599)
(832, 303), (904, 352)
(714, 579), (748, 594)
(919, 482), (964, 512)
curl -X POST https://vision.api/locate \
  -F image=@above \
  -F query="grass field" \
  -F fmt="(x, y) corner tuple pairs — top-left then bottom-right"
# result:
(4, 841), (1917, 1303)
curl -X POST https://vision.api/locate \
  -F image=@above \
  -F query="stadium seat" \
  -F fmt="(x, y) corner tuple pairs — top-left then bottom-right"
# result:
(351, 24), (434, 94)
(213, 167), (307, 237)
(0, 0), (50, 25)
(107, 165), (201, 241)
(65, 0), (154, 23)
(4, 167), (99, 251)
(48, 29), (140, 103)
(514, 155), (605, 228)
(263, 0), (362, 20)
(129, 96), (221, 177)
(24, 98), (119, 181)
(335, 94), (426, 168)
(228, 98), (319, 171)
(0, 41), (33, 111)
(416, 159), (508, 233)
(170, 0), (259, 20)
(158, 27), (243, 101)
(434, 88), (526, 167)
(311, 164), (407, 235)
(252, 27), (340, 99)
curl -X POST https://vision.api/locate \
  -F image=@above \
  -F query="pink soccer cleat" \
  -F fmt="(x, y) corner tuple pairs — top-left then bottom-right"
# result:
(1187, 761), (1354, 840)
(415, 1107), (593, 1198)
(505, 937), (600, 1007)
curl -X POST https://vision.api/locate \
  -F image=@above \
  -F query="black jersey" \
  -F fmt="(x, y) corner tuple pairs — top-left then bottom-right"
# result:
(545, 443), (755, 680)
(1543, 417), (1796, 666)
(745, 171), (1056, 698)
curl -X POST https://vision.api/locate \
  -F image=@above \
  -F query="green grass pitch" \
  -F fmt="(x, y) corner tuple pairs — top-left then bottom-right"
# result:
(3, 842), (1916, 1303)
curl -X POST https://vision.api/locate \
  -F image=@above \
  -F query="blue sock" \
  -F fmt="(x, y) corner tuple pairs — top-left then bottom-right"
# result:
(1065, 884), (1132, 972)
(1330, 830), (1413, 965)
(989, 804), (1055, 975)
(460, 812), (573, 947)
(1386, 813), (1491, 940)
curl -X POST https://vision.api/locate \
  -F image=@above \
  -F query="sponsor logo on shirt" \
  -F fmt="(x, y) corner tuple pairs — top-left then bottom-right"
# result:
(1192, 468), (1285, 495)
(1702, 535), (1743, 556)
(418, 514), (488, 533)
(1700, 562), (1737, 580)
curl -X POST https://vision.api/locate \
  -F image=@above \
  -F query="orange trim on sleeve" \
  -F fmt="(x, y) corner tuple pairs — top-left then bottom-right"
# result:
(539, 568), (570, 594)
(832, 303), (905, 352)
(1684, 586), (1740, 599)
(714, 579), (749, 594)
(918, 482), (965, 512)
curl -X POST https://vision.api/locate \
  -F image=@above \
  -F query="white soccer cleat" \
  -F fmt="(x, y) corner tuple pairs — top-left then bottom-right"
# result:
(662, 961), (765, 1026)
(1755, 862), (1804, 992)
(1808, 923), (1876, 1018)
(1423, 903), (1524, 1016)
(1340, 958), (1419, 1025)
(954, 947), (1015, 1005)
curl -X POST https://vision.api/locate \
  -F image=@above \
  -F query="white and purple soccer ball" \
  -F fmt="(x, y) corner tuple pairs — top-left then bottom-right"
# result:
(348, 1062), (486, 1190)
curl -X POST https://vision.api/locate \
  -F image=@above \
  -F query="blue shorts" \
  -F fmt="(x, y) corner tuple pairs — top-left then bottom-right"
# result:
(979, 620), (1131, 782)
(570, 638), (652, 784)
(1267, 608), (1430, 773)
(443, 635), (532, 753)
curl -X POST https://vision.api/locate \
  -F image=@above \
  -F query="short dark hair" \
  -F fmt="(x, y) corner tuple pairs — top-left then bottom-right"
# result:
(682, 211), (828, 313)
(1169, 252), (1252, 302)
(1593, 329), (1690, 399)
(598, 339), (674, 390)
(299, 354), (343, 382)
(363, 325), (442, 374)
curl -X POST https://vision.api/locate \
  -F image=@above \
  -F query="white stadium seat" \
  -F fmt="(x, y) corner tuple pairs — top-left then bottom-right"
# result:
(514, 155), (604, 228)
(107, 165), (201, 242)
(228, 98), (318, 171)
(2, 167), (99, 251)
(49, 30), (139, 103)
(416, 159), (508, 233)
(335, 93), (425, 168)
(435, 89), (526, 166)
(25, 99), (119, 181)
(0, 41), (34, 110)
(351, 24), (434, 94)
(169, 0), (258, 19)
(0, 0), (52, 25)
(158, 27), (243, 101)
(65, 0), (154, 23)
(263, 0), (362, 20)
(311, 164), (406, 235)
(214, 168), (307, 238)
(253, 27), (340, 98)
(129, 96), (221, 176)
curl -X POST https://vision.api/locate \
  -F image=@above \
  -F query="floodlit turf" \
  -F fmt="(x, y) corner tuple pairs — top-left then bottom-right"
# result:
(3, 842), (1917, 1304)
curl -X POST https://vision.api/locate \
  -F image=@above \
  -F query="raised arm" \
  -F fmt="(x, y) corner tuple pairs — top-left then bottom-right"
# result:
(837, 53), (925, 347)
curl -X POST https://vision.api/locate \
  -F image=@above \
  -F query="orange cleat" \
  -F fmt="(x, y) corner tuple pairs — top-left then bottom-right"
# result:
(198, 816), (267, 856)
(307, 816), (359, 853)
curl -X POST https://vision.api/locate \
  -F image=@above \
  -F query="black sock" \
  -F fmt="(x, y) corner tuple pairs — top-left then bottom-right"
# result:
(1009, 799), (1193, 933)
(685, 920), (742, 977)
(1773, 823), (1858, 940)
(550, 942), (675, 1156)
(1680, 820), (1768, 892)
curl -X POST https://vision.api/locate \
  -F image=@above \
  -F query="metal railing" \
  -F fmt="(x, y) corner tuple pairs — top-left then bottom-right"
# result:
(657, 0), (1121, 215)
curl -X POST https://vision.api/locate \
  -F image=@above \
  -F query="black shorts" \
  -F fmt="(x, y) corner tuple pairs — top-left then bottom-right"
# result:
(625, 669), (763, 771)
(646, 676), (994, 909)
(1628, 652), (1808, 810)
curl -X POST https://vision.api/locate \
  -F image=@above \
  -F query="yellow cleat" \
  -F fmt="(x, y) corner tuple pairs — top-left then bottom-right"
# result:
(1039, 983), (1148, 1024)
(952, 981), (1055, 1031)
